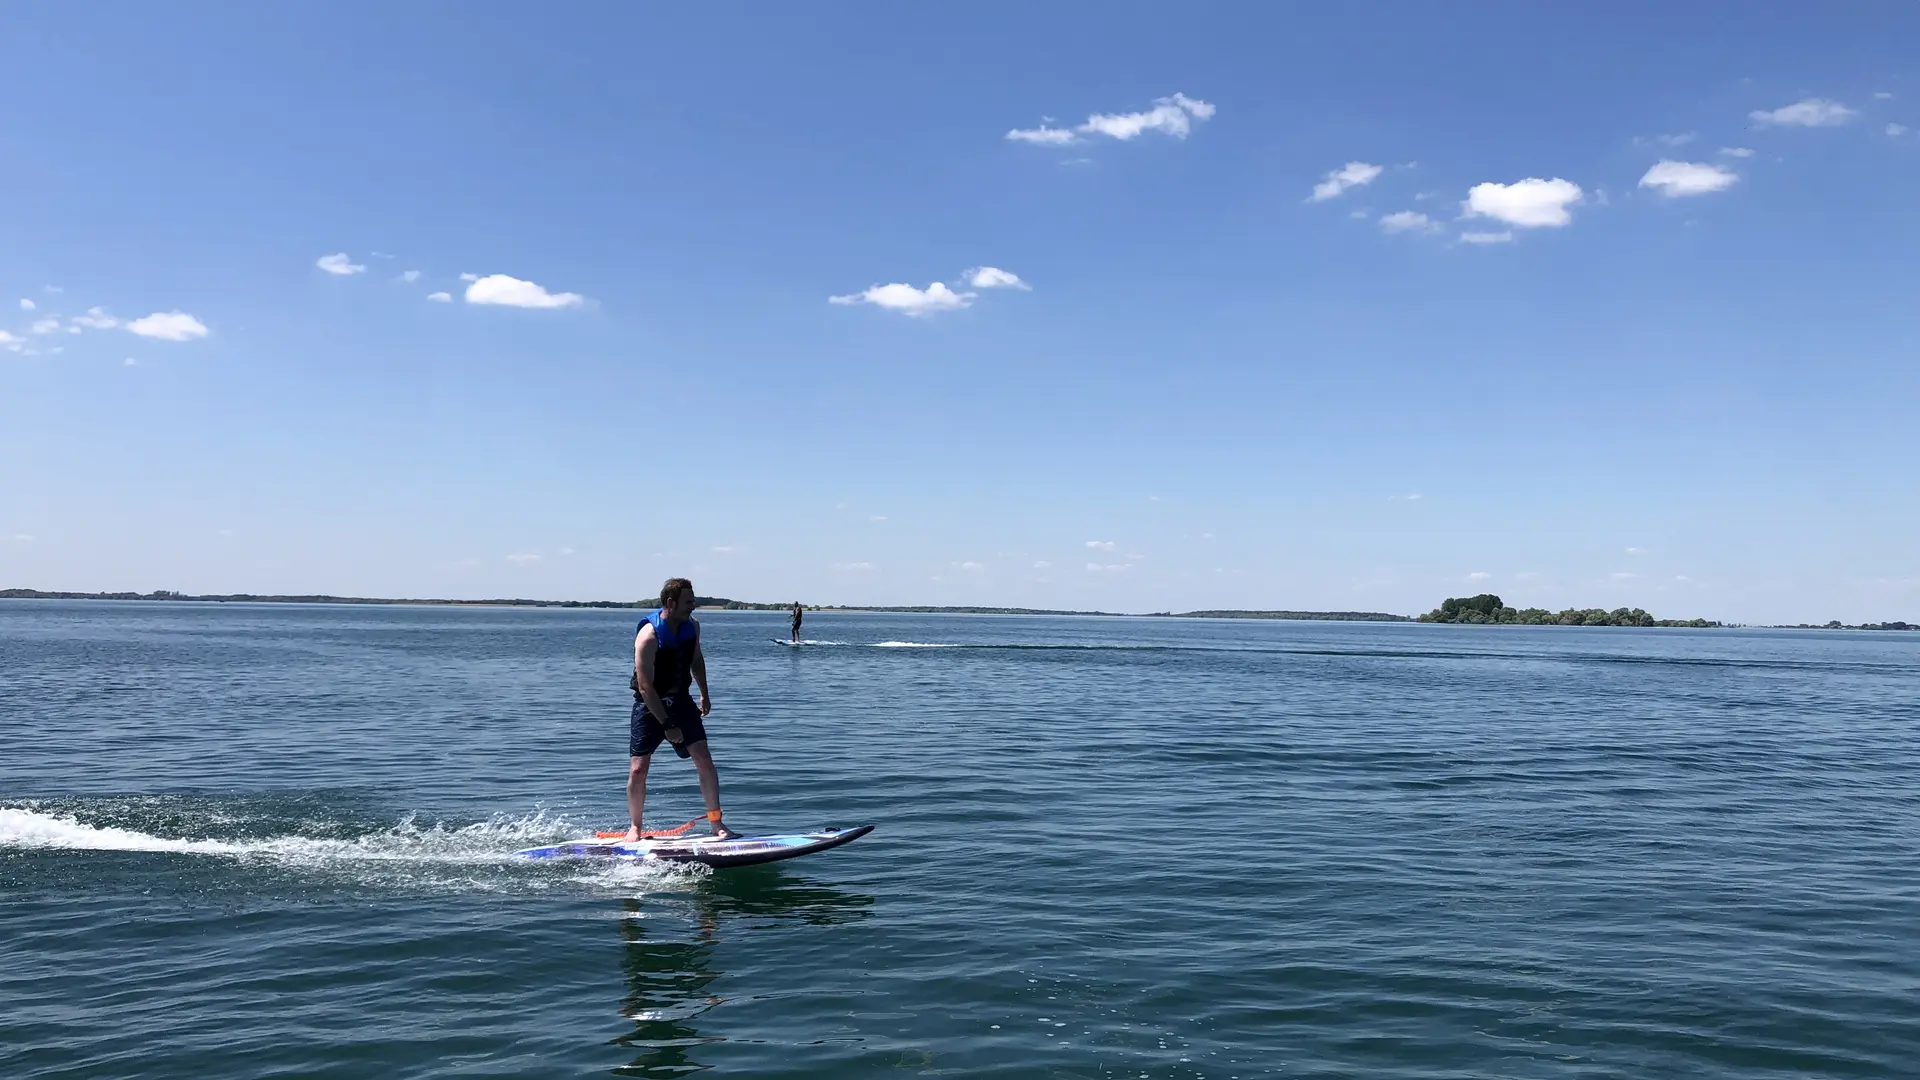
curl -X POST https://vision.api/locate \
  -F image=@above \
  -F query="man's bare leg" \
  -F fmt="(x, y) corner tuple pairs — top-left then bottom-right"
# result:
(623, 754), (651, 842)
(688, 742), (739, 838)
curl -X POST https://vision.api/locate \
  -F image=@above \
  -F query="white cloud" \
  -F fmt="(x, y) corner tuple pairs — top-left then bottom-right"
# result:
(73, 307), (120, 330)
(1085, 540), (1116, 551)
(1007, 93), (1214, 146)
(316, 252), (366, 276)
(1006, 125), (1078, 145)
(958, 561), (985, 572)
(127, 312), (210, 341)
(1749, 98), (1856, 127)
(1349, 209), (1370, 220)
(1459, 231), (1514, 245)
(1639, 160), (1739, 197)
(1462, 177), (1584, 227)
(869, 514), (887, 521)
(30, 318), (61, 335)
(1719, 146), (1755, 158)
(9, 533), (32, 543)
(1080, 92), (1214, 140)
(1378, 210), (1438, 234)
(1876, 92), (1895, 100)
(833, 561), (876, 572)
(401, 270), (422, 283)
(459, 273), (479, 282)
(711, 545), (736, 553)
(1611, 571), (1638, 580)
(1086, 562), (1131, 573)
(427, 292), (452, 303)
(968, 266), (1029, 290)
(1644, 132), (1698, 147)
(1468, 572), (1491, 581)
(1310, 161), (1383, 202)
(0, 330), (21, 349)
(1626, 547), (1645, 555)
(465, 274), (585, 309)
(1033, 560), (1052, 569)
(124, 358), (138, 366)
(506, 553), (541, 564)
(1889, 123), (1910, 137)
(18, 299), (32, 311)
(829, 281), (974, 317)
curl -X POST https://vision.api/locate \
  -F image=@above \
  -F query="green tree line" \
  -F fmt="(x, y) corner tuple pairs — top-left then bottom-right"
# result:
(1416, 593), (1718, 628)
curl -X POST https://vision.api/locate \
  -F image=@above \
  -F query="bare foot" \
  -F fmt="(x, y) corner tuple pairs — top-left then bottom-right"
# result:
(621, 826), (641, 842)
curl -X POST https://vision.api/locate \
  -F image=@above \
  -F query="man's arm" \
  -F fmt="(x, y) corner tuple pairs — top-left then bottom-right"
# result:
(634, 625), (670, 724)
(691, 639), (711, 716)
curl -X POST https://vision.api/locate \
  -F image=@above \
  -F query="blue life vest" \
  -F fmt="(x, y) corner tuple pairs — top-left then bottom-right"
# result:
(634, 608), (700, 697)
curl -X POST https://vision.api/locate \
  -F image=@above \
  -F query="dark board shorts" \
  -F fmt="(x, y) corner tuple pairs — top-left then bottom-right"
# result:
(630, 693), (705, 759)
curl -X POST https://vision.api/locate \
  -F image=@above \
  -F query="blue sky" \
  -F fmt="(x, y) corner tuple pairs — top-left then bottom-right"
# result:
(2, 4), (1916, 623)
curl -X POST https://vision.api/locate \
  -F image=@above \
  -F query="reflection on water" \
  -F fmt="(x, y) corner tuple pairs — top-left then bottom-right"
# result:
(611, 867), (874, 1077)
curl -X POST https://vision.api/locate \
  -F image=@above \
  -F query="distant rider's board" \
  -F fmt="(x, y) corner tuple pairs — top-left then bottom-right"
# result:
(514, 825), (873, 869)
(773, 638), (804, 647)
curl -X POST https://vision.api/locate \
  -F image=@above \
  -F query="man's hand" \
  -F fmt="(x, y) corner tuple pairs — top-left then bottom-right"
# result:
(699, 695), (712, 717)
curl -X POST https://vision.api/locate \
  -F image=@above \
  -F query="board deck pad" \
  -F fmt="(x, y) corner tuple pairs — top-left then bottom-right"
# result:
(514, 824), (874, 868)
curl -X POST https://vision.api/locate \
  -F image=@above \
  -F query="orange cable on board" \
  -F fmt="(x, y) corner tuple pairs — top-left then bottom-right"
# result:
(594, 817), (701, 840)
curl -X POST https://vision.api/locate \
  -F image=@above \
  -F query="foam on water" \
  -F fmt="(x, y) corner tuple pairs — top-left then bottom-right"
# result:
(0, 806), (245, 855)
(870, 640), (958, 648)
(0, 805), (703, 892)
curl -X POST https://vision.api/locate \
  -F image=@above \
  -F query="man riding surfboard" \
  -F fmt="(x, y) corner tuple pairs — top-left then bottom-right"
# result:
(625, 577), (739, 841)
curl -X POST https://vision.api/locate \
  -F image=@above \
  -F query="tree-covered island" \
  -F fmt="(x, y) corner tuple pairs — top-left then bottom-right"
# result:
(1416, 593), (1719, 627)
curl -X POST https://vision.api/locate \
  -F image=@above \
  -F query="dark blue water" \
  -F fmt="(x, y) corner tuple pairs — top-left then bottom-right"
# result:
(4, 600), (1918, 1078)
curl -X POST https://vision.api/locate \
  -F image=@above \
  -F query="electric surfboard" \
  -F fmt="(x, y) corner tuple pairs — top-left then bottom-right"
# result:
(514, 825), (874, 868)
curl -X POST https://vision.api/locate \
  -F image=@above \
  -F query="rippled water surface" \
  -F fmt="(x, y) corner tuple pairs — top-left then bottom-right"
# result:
(4, 600), (1919, 1078)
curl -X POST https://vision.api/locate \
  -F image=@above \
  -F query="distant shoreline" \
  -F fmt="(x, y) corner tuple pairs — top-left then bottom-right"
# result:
(3, 588), (1910, 630)
(0, 588), (1408, 622)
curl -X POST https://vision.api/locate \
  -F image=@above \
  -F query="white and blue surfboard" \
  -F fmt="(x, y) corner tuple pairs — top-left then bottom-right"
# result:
(514, 825), (873, 869)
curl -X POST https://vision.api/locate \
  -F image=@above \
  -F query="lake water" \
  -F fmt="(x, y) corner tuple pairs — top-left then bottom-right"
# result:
(3, 600), (1918, 1078)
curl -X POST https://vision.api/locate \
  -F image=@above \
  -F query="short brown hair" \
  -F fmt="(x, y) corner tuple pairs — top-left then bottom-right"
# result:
(659, 577), (695, 606)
